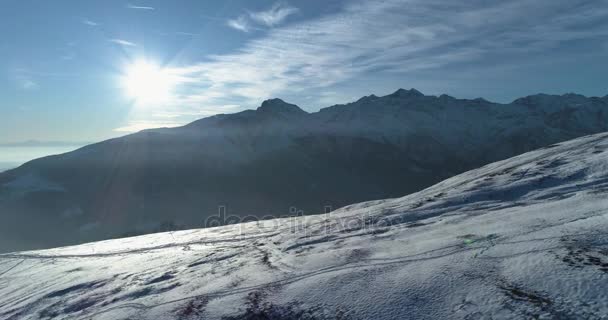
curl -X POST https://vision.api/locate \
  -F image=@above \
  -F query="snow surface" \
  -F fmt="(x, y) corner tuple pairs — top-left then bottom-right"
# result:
(1, 133), (608, 319)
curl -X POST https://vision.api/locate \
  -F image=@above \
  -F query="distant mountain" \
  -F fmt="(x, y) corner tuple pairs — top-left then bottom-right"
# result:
(0, 162), (18, 173)
(2, 132), (608, 319)
(0, 140), (92, 147)
(0, 89), (607, 252)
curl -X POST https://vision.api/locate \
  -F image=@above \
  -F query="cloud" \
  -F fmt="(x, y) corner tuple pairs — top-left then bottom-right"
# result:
(174, 31), (197, 36)
(61, 53), (76, 61)
(113, 121), (181, 133)
(113, 105), (240, 133)
(13, 69), (39, 90)
(159, 31), (198, 37)
(109, 39), (137, 47)
(249, 2), (298, 27)
(124, 0), (608, 129)
(227, 15), (252, 32)
(227, 2), (298, 33)
(126, 3), (155, 10)
(181, 0), (608, 104)
(81, 19), (99, 26)
(20, 79), (38, 90)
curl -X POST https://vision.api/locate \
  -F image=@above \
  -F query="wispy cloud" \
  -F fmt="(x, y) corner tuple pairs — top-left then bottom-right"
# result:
(174, 31), (197, 36)
(227, 2), (298, 32)
(109, 39), (137, 47)
(113, 121), (181, 133)
(81, 18), (99, 26)
(124, 0), (608, 131)
(159, 31), (197, 37)
(182, 0), (608, 104)
(20, 79), (38, 90)
(111, 104), (238, 133)
(61, 53), (76, 61)
(114, 104), (243, 133)
(227, 15), (252, 32)
(126, 3), (155, 10)
(13, 69), (39, 90)
(249, 2), (298, 27)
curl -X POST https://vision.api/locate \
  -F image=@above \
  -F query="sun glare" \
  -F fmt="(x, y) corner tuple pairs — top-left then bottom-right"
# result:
(121, 60), (175, 105)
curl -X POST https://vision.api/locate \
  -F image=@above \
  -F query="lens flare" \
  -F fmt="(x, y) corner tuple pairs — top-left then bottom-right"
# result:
(121, 60), (176, 105)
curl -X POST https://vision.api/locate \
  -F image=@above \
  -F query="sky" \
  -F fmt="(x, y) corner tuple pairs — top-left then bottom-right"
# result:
(1, 0), (607, 144)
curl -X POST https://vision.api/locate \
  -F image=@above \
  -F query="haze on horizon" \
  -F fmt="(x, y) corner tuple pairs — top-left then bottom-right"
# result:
(1, 0), (607, 145)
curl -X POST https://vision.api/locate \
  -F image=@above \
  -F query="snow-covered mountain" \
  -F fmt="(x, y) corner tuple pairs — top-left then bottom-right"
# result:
(1, 132), (607, 319)
(0, 90), (607, 253)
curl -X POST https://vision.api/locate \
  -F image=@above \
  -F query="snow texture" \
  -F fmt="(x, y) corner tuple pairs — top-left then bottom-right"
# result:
(1, 132), (608, 319)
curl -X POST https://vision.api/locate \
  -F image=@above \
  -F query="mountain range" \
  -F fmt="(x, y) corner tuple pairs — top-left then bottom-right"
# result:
(0, 89), (607, 252)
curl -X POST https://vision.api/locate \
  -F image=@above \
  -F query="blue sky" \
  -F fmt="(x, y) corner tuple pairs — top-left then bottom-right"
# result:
(1, 0), (607, 143)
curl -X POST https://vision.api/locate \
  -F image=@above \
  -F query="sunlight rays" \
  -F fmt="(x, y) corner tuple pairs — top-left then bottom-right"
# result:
(121, 60), (177, 106)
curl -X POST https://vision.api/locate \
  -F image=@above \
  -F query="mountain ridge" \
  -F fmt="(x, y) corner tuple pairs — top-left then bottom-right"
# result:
(0, 89), (607, 253)
(155, 89), (608, 132)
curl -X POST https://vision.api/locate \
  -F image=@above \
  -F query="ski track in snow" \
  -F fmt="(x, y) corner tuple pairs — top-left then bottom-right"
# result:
(1, 133), (608, 319)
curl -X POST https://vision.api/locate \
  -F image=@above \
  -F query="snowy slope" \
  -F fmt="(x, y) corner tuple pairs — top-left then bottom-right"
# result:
(1, 133), (608, 319)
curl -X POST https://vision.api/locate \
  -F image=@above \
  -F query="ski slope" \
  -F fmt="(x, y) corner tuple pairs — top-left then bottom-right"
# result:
(1, 132), (608, 319)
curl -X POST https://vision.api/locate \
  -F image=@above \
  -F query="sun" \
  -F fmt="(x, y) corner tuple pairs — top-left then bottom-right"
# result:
(121, 60), (176, 105)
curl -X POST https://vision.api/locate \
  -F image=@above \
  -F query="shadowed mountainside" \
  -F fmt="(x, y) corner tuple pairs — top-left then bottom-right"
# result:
(0, 89), (607, 252)
(1, 132), (607, 319)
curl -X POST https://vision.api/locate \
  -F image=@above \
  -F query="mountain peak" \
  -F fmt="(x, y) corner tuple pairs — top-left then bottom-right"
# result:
(257, 98), (307, 116)
(391, 88), (424, 98)
(512, 92), (590, 106)
(355, 94), (380, 103)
